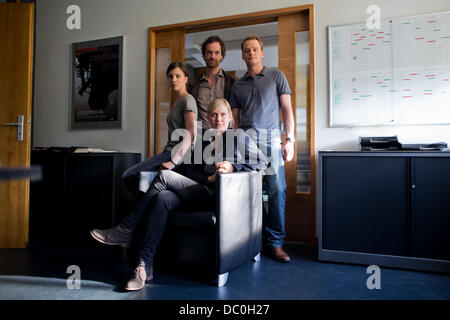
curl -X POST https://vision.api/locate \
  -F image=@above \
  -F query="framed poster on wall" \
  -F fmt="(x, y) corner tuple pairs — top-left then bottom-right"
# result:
(71, 36), (123, 129)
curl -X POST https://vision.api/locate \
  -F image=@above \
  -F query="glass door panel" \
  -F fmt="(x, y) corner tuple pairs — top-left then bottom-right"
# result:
(279, 12), (316, 243)
(296, 31), (311, 193)
(154, 48), (170, 154)
(148, 30), (185, 156)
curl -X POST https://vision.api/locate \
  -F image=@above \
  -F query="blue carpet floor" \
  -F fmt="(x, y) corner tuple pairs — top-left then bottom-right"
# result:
(0, 240), (449, 301)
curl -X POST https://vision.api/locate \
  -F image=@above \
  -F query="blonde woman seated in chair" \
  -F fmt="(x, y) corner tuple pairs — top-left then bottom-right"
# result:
(91, 98), (267, 291)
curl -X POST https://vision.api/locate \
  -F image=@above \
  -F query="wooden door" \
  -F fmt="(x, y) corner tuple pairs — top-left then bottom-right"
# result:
(147, 6), (316, 244)
(147, 30), (185, 157)
(0, 3), (34, 248)
(278, 12), (316, 244)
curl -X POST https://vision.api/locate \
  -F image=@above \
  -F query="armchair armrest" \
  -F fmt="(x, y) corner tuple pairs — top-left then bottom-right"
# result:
(139, 169), (263, 275)
(216, 171), (263, 274)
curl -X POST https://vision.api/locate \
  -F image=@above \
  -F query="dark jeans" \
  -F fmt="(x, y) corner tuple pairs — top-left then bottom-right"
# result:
(260, 139), (287, 248)
(121, 151), (172, 199)
(121, 170), (213, 267)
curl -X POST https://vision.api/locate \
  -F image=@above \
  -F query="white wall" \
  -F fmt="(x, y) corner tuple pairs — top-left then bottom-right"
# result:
(33, 0), (450, 156)
(33, 0), (302, 155)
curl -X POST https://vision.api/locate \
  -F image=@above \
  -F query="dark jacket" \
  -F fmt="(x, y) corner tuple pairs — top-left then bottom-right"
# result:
(187, 70), (237, 128)
(187, 69), (237, 102)
(181, 129), (267, 187)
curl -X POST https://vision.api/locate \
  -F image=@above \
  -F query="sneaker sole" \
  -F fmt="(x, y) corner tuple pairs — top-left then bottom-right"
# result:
(90, 230), (131, 247)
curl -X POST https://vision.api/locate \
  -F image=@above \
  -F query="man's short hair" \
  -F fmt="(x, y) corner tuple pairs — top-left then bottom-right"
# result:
(241, 34), (264, 51)
(201, 35), (226, 58)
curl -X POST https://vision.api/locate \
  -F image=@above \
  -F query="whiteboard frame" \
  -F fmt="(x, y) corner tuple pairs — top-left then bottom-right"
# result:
(328, 10), (450, 128)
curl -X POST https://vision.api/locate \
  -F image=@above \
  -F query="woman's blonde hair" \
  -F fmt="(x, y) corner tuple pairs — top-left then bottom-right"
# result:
(207, 98), (233, 127)
(207, 98), (232, 115)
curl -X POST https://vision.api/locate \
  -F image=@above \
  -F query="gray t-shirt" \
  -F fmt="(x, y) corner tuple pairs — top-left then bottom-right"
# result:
(164, 93), (197, 152)
(229, 68), (291, 140)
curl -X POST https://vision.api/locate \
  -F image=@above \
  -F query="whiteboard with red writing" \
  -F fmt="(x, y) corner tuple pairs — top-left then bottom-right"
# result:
(329, 11), (450, 126)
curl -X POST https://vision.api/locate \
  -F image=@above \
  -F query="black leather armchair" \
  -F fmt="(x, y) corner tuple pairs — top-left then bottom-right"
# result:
(139, 170), (262, 286)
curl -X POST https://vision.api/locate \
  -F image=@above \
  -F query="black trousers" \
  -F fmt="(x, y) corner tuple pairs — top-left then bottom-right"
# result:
(121, 170), (213, 267)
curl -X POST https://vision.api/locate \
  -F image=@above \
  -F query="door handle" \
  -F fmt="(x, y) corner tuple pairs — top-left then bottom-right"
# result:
(2, 115), (24, 141)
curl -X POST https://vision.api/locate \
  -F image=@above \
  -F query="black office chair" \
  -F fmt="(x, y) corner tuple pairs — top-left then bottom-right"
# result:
(139, 170), (262, 287)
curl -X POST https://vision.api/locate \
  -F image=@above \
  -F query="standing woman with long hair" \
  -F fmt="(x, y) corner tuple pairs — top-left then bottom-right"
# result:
(121, 62), (197, 198)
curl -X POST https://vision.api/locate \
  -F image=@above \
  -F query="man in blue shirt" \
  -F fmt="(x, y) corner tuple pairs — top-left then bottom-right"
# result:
(229, 34), (295, 262)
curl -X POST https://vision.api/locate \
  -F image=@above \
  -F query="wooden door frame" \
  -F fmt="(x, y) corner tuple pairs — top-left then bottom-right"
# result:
(150, 30), (185, 154)
(147, 4), (315, 153)
(147, 5), (316, 243)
